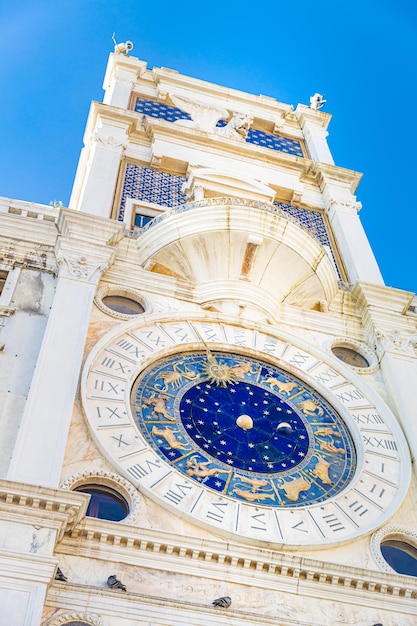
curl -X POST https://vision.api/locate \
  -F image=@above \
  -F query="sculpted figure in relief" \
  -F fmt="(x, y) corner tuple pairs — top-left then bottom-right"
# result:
(151, 425), (187, 449)
(215, 112), (251, 141)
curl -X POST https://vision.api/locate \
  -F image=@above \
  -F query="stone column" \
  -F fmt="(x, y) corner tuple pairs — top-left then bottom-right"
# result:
(296, 105), (334, 165)
(353, 283), (417, 474)
(0, 480), (88, 626)
(7, 210), (125, 488)
(102, 53), (146, 109)
(69, 114), (130, 219)
(314, 163), (384, 285)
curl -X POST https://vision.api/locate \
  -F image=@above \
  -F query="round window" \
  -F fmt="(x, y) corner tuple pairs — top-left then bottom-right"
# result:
(331, 345), (370, 368)
(380, 540), (417, 576)
(75, 485), (129, 521)
(102, 295), (145, 315)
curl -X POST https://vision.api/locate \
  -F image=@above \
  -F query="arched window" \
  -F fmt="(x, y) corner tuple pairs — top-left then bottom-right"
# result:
(380, 539), (417, 577)
(75, 485), (129, 521)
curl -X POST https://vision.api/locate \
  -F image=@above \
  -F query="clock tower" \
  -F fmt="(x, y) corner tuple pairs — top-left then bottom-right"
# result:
(1, 44), (417, 626)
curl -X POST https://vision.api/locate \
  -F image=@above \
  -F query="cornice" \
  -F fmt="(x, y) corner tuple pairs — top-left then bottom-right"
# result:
(151, 66), (294, 121)
(0, 479), (89, 541)
(57, 518), (417, 607)
(312, 162), (363, 194)
(296, 104), (332, 130)
(46, 584), (307, 626)
(352, 282), (415, 316)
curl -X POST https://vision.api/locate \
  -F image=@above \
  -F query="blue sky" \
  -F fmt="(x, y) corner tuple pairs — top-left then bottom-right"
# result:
(1, 1), (416, 294)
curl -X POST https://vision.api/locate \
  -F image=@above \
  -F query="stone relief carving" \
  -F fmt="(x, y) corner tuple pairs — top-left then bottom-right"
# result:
(44, 611), (103, 626)
(170, 93), (251, 140)
(374, 328), (417, 357)
(56, 255), (108, 283)
(215, 112), (251, 141)
(92, 130), (127, 152)
(60, 470), (142, 525)
(327, 198), (362, 213)
(370, 525), (417, 573)
(170, 93), (229, 132)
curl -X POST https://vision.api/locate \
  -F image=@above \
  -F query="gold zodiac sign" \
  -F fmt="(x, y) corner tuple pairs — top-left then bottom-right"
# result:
(142, 395), (175, 421)
(297, 399), (324, 417)
(230, 360), (256, 378)
(317, 436), (346, 455)
(185, 455), (231, 478)
(234, 474), (269, 492)
(263, 377), (298, 395)
(233, 487), (275, 502)
(315, 427), (342, 438)
(155, 363), (199, 391)
(311, 456), (333, 485)
(151, 425), (187, 449)
(279, 476), (311, 502)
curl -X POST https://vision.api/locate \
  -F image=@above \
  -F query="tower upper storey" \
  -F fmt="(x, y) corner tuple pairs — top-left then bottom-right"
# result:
(69, 49), (383, 290)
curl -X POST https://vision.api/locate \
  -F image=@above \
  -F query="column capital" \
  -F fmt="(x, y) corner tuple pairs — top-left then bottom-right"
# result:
(374, 328), (417, 359)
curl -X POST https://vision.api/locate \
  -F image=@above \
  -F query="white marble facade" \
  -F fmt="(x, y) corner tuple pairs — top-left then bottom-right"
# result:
(0, 50), (416, 626)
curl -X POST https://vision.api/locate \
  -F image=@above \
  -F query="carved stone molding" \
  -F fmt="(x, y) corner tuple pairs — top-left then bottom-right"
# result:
(0, 479), (88, 541)
(60, 470), (142, 525)
(44, 611), (104, 626)
(0, 304), (16, 317)
(56, 255), (109, 284)
(92, 130), (127, 153)
(60, 519), (417, 601)
(327, 198), (362, 214)
(374, 328), (417, 358)
(371, 525), (417, 574)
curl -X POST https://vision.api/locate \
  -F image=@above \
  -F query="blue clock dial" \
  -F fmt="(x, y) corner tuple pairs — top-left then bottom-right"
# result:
(131, 351), (356, 507)
(179, 380), (310, 473)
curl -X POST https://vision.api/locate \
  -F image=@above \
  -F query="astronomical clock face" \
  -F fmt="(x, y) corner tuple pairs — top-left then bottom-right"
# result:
(81, 317), (410, 549)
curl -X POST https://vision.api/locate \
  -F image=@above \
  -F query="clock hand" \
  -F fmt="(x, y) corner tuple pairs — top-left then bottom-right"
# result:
(194, 329), (235, 387)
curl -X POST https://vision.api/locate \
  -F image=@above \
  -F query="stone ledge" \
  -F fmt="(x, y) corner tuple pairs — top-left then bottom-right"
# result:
(58, 517), (417, 603)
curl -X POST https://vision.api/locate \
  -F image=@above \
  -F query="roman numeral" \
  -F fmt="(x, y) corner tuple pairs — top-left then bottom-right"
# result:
(100, 356), (130, 374)
(363, 436), (397, 451)
(115, 338), (145, 359)
(127, 459), (162, 480)
(93, 380), (123, 394)
(352, 412), (384, 426)
(250, 511), (267, 531)
(111, 434), (130, 447)
(288, 352), (309, 367)
(314, 368), (338, 385)
(336, 388), (365, 403)
(322, 513), (345, 532)
(163, 482), (193, 505)
(206, 501), (228, 523)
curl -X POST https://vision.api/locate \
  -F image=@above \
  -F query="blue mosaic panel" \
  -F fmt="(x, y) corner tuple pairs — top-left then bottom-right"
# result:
(274, 202), (330, 248)
(134, 96), (304, 157)
(119, 163), (186, 220)
(119, 166), (339, 276)
(135, 97), (191, 123)
(247, 128), (303, 157)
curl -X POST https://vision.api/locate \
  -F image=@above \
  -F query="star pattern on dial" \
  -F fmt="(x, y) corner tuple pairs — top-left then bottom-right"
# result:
(133, 352), (356, 507)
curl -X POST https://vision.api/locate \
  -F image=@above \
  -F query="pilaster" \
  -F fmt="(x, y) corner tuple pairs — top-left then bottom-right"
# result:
(315, 163), (384, 284)
(0, 480), (87, 626)
(69, 108), (132, 218)
(7, 210), (125, 488)
(296, 105), (334, 164)
(353, 282), (417, 470)
(102, 52), (147, 109)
